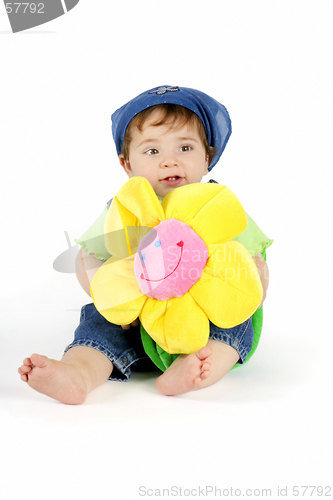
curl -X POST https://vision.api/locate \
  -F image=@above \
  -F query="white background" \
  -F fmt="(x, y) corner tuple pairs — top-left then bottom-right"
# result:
(1, 1), (332, 499)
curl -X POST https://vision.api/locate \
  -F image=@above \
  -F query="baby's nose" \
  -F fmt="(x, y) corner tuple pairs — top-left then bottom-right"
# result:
(160, 156), (178, 168)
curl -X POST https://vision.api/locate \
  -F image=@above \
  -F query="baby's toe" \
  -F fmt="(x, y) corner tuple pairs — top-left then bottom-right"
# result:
(202, 362), (211, 372)
(197, 346), (212, 360)
(194, 377), (203, 388)
(201, 370), (210, 380)
(18, 364), (32, 374)
(30, 353), (49, 368)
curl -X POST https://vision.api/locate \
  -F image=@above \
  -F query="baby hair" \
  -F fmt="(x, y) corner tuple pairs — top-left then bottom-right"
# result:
(120, 104), (217, 163)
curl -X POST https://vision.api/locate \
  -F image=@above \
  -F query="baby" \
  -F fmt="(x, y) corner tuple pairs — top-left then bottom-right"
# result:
(18, 86), (270, 404)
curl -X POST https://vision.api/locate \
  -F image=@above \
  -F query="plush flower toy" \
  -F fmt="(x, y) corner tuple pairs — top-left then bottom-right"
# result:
(90, 176), (263, 370)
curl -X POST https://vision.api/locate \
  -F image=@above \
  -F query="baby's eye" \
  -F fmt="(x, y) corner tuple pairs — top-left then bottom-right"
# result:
(146, 148), (159, 155)
(180, 145), (192, 152)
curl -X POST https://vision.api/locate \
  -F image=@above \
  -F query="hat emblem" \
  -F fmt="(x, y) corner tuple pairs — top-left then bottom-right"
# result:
(148, 86), (180, 95)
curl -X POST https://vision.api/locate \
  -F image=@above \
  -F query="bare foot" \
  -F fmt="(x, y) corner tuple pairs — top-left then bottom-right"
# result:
(18, 354), (87, 405)
(155, 346), (212, 396)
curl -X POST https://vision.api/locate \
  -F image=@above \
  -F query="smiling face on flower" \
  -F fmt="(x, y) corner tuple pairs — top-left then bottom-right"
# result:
(119, 107), (210, 198)
(134, 218), (209, 301)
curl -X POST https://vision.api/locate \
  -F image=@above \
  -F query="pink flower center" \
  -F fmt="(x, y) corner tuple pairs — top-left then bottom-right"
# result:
(134, 218), (208, 300)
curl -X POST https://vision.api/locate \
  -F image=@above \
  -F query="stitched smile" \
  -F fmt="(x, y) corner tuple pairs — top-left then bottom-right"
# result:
(140, 241), (184, 282)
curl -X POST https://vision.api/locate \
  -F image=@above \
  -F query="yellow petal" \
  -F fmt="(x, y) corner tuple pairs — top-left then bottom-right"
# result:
(110, 176), (164, 229)
(90, 254), (147, 325)
(140, 293), (209, 354)
(104, 177), (165, 257)
(162, 182), (247, 246)
(190, 241), (263, 328)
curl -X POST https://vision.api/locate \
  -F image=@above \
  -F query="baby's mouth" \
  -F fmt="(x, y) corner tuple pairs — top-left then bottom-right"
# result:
(160, 176), (183, 185)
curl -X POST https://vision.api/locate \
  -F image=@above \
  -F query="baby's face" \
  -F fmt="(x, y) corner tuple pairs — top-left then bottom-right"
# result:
(120, 108), (209, 199)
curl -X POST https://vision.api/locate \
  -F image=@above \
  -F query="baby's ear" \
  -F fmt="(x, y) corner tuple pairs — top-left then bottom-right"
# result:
(119, 155), (133, 178)
(204, 155), (210, 174)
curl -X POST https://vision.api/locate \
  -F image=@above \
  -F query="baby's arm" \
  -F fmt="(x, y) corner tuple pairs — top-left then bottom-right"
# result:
(75, 248), (103, 296)
(253, 252), (269, 308)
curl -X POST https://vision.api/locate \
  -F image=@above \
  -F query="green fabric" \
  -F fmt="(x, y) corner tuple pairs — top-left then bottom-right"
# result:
(233, 214), (273, 256)
(140, 329), (180, 371)
(140, 250), (267, 371)
(74, 206), (112, 261)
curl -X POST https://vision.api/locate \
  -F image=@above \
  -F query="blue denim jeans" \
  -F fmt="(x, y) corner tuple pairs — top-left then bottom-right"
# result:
(64, 303), (254, 381)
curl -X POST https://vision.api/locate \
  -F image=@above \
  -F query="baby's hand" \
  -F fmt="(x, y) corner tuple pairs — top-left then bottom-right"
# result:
(121, 319), (140, 330)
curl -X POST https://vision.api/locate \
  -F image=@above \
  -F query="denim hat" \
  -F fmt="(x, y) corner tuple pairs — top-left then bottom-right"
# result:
(111, 85), (232, 171)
